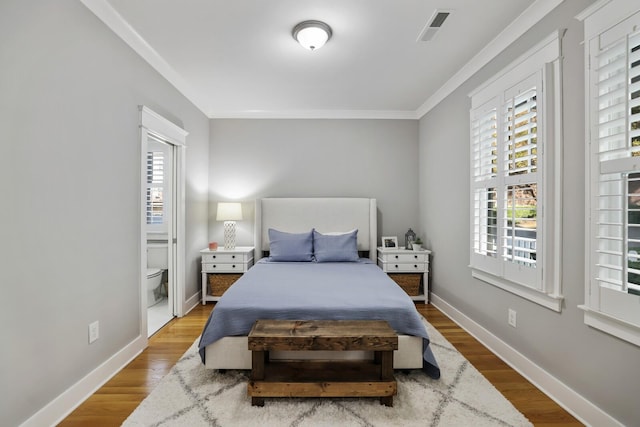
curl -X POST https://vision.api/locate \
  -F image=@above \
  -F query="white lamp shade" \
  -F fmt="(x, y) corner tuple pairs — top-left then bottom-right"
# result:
(216, 202), (243, 221)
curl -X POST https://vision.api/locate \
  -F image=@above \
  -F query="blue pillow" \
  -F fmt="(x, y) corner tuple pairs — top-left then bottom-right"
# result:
(268, 228), (314, 262)
(313, 229), (359, 262)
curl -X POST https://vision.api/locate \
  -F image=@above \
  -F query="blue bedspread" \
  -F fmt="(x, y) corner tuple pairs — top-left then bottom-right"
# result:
(198, 259), (440, 379)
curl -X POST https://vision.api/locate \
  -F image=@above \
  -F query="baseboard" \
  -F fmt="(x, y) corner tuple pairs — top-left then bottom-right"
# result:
(430, 294), (622, 427)
(183, 291), (201, 316)
(19, 334), (146, 427)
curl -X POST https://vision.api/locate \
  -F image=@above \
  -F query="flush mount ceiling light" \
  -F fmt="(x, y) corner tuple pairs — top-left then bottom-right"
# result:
(292, 20), (332, 51)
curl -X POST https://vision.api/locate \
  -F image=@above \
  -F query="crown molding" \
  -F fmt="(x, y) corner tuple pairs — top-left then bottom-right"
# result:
(80, 0), (211, 115)
(207, 109), (418, 120)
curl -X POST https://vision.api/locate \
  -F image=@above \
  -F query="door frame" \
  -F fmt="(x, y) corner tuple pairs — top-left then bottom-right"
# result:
(139, 106), (188, 340)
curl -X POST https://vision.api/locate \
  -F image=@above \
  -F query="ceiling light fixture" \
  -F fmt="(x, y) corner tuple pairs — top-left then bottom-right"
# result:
(292, 20), (332, 51)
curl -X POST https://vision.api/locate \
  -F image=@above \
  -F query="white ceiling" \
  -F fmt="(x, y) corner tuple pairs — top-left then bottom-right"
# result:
(88, 0), (547, 119)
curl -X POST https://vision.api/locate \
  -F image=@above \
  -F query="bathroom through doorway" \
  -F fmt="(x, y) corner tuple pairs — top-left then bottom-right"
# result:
(139, 106), (188, 340)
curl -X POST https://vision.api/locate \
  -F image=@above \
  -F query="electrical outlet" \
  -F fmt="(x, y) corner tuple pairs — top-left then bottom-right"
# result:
(89, 321), (99, 343)
(508, 309), (517, 328)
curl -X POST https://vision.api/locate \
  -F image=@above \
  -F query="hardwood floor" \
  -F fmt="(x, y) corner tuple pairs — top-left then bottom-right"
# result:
(418, 304), (582, 426)
(58, 303), (582, 426)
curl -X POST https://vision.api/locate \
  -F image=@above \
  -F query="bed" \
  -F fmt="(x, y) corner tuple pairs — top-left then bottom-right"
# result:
(198, 197), (440, 379)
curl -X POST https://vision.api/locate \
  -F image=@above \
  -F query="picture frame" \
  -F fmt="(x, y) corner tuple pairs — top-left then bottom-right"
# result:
(382, 236), (398, 248)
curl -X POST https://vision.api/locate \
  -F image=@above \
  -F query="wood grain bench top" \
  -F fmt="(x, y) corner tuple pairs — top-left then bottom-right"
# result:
(248, 319), (398, 352)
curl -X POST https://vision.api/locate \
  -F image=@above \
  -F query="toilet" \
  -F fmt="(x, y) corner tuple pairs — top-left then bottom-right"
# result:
(146, 268), (164, 307)
(147, 243), (168, 307)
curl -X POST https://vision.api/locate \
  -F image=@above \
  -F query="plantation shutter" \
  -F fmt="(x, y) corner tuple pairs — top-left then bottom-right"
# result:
(471, 101), (500, 276)
(589, 16), (640, 325)
(503, 87), (538, 177)
(146, 135), (172, 234)
(146, 150), (165, 226)
(470, 73), (542, 288)
(501, 73), (541, 288)
(593, 27), (640, 292)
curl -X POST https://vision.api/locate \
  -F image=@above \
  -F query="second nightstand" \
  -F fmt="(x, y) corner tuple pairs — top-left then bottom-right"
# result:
(201, 246), (254, 304)
(377, 247), (431, 302)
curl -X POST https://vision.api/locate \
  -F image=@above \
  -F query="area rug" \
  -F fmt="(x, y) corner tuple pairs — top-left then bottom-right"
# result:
(122, 318), (532, 427)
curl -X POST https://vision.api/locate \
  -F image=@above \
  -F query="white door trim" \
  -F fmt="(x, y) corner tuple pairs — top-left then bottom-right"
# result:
(139, 106), (188, 341)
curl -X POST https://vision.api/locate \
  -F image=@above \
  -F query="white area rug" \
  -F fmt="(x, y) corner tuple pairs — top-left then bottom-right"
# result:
(123, 319), (532, 426)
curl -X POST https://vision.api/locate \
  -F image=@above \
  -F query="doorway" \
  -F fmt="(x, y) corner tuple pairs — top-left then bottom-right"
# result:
(146, 137), (174, 336)
(139, 106), (188, 340)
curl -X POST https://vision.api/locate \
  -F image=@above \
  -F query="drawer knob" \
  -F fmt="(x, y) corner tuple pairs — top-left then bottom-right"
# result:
(414, 265), (418, 268)
(414, 255), (418, 259)
(232, 265), (236, 268)
(213, 265), (216, 268)
(212, 255), (216, 259)
(395, 264), (399, 268)
(395, 255), (399, 259)
(232, 255), (236, 259)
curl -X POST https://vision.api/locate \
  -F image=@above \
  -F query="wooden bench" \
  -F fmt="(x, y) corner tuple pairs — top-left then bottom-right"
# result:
(247, 319), (398, 406)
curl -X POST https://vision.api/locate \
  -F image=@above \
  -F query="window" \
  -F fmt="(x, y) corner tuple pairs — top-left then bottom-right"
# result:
(579, 1), (640, 346)
(146, 136), (172, 234)
(469, 32), (563, 311)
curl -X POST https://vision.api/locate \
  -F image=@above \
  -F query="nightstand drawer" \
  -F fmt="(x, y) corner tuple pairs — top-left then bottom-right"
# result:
(202, 253), (249, 263)
(380, 252), (427, 263)
(202, 261), (252, 273)
(382, 262), (426, 273)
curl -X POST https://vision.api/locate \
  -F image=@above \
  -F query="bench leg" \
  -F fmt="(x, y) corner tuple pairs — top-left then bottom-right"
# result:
(380, 351), (393, 381)
(250, 350), (266, 406)
(251, 350), (265, 380)
(380, 396), (393, 407)
(380, 350), (394, 406)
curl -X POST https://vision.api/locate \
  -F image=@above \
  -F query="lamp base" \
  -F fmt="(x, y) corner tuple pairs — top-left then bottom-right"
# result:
(223, 221), (236, 249)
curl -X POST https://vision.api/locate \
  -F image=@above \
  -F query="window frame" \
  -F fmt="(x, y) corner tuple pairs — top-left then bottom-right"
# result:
(578, 0), (640, 347)
(469, 31), (564, 312)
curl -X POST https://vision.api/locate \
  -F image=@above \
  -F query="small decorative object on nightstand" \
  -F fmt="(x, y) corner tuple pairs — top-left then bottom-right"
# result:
(377, 246), (431, 302)
(412, 237), (423, 251)
(382, 236), (398, 248)
(201, 246), (254, 304)
(405, 228), (416, 250)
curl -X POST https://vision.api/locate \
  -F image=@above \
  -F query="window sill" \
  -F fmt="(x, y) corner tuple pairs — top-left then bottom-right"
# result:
(471, 268), (563, 312)
(578, 305), (640, 348)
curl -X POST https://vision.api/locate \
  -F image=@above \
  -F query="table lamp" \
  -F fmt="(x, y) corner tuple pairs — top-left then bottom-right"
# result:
(216, 202), (243, 249)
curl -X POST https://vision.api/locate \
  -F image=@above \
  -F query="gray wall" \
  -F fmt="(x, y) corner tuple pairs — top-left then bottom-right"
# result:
(208, 119), (420, 247)
(0, 1), (209, 426)
(419, 0), (638, 425)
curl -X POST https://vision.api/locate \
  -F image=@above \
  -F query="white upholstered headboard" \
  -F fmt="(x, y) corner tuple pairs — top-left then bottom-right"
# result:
(254, 198), (377, 261)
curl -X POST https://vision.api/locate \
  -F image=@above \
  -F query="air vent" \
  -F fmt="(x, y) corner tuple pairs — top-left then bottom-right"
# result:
(417, 10), (452, 42)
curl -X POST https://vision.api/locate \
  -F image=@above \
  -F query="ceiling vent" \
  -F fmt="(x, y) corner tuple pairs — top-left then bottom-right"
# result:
(417, 10), (452, 42)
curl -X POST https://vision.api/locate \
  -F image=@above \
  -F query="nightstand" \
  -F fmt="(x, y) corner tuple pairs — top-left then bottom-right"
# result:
(377, 247), (431, 302)
(201, 246), (254, 304)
